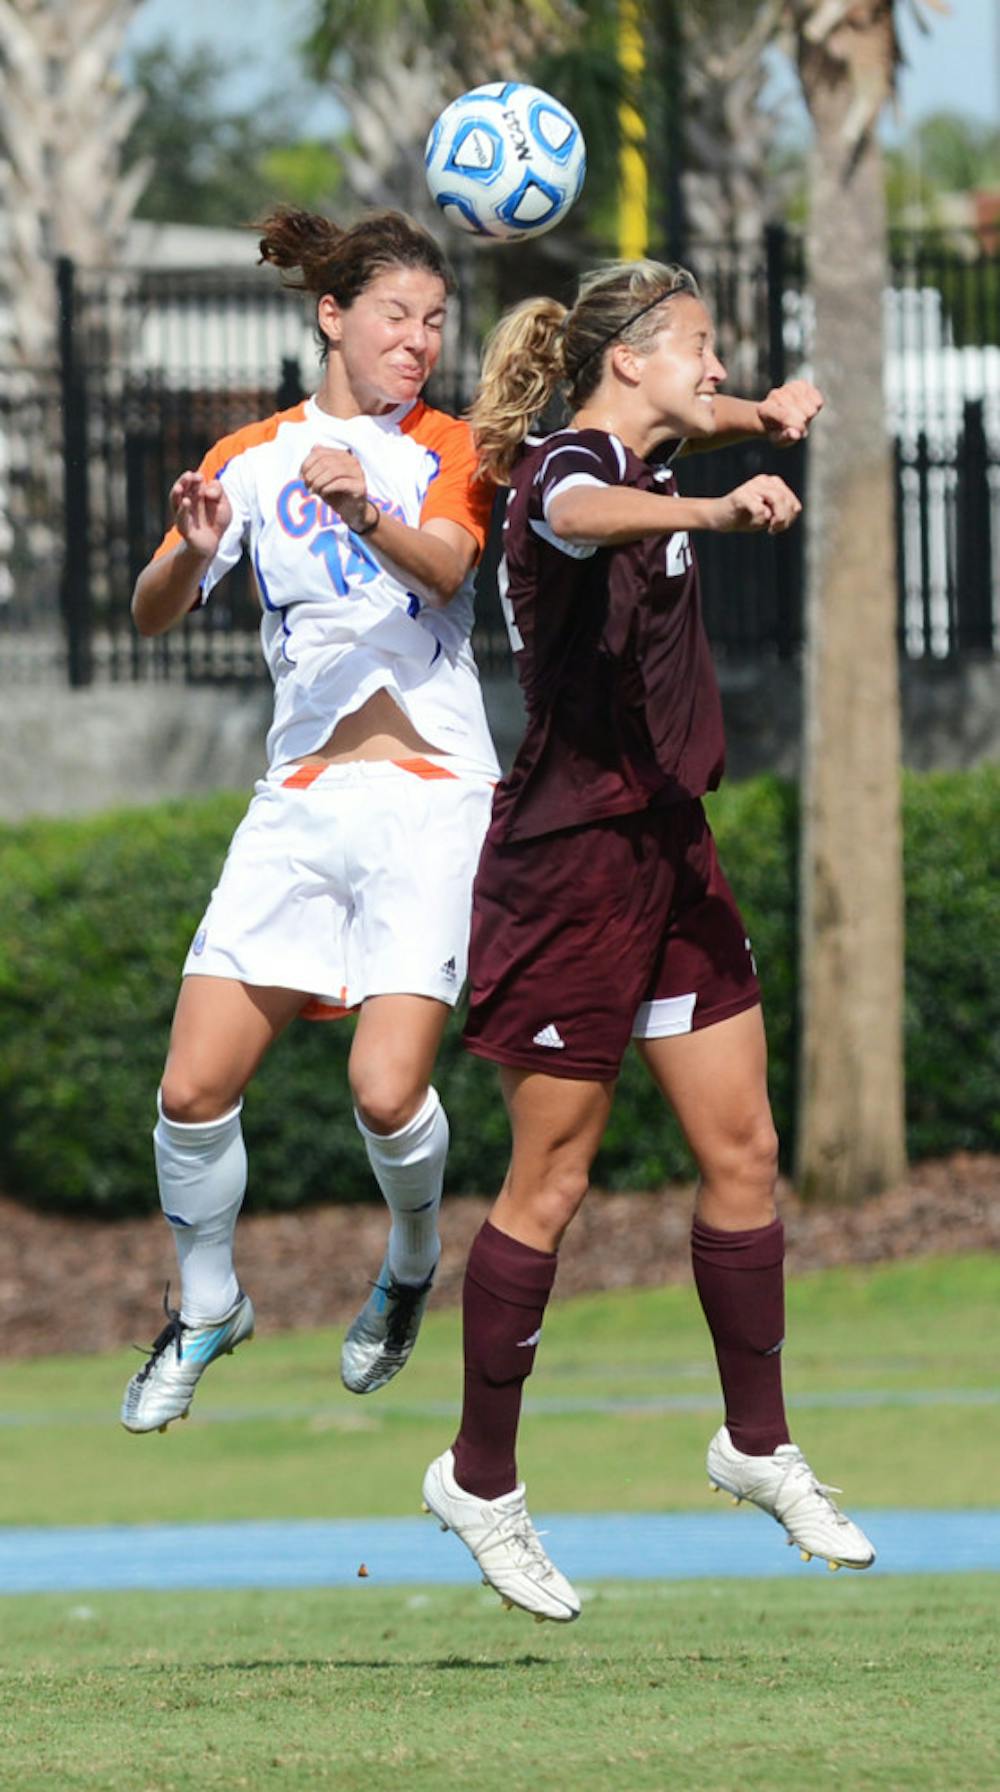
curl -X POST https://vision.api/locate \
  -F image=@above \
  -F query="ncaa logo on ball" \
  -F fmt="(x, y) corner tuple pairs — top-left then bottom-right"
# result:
(425, 82), (586, 241)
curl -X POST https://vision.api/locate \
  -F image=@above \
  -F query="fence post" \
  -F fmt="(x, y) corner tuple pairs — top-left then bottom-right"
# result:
(662, 0), (687, 264)
(56, 256), (93, 687)
(277, 355), (304, 411)
(955, 397), (993, 652)
(764, 222), (798, 656)
(764, 222), (787, 390)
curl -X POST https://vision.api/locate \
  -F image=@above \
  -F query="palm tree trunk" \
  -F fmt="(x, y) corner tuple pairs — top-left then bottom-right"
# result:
(794, 4), (907, 1201)
(0, 0), (146, 364)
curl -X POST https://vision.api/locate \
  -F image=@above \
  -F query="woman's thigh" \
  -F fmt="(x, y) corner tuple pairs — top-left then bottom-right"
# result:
(161, 975), (307, 1120)
(488, 1067), (616, 1252)
(636, 1005), (778, 1227)
(348, 993), (452, 1133)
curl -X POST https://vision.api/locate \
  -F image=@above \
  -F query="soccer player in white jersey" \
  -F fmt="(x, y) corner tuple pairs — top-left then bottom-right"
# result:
(120, 207), (499, 1434)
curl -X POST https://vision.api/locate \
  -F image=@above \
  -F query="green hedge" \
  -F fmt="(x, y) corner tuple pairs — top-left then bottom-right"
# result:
(0, 768), (996, 1215)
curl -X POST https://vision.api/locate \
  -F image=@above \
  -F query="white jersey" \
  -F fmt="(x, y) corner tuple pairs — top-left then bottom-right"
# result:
(155, 395), (500, 777)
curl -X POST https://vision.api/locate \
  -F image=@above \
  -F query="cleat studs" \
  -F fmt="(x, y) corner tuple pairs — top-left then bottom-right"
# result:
(828, 1561), (840, 1573)
(157, 1423), (167, 1434)
(534, 1613), (548, 1625)
(731, 1496), (741, 1507)
(482, 1578), (491, 1588)
(501, 1597), (514, 1612)
(800, 1550), (812, 1563)
(439, 1522), (448, 1533)
(420, 1502), (430, 1514)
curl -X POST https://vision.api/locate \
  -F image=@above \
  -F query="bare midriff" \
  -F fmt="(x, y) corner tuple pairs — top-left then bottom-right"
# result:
(292, 687), (444, 767)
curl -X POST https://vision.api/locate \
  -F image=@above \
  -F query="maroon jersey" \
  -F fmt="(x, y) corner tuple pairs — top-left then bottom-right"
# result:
(491, 427), (725, 843)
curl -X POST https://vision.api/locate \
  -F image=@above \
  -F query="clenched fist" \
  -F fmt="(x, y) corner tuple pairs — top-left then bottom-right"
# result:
(301, 445), (371, 534)
(710, 475), (802, 535)
(756, 380), (824, 447)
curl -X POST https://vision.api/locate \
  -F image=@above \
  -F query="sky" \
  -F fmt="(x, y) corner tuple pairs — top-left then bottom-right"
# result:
(125, 0), (999, 138)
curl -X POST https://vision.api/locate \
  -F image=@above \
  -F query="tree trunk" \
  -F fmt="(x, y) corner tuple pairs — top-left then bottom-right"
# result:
(0, 0), (146, 365)
(794, 7), (907, 1201)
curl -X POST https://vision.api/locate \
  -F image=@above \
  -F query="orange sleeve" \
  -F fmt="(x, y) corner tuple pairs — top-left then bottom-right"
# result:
(152, 403), (308, 560)
(402, 404), (496, 559)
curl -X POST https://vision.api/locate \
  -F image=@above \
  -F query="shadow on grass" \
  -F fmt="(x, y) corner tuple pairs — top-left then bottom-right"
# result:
(197, 1654), (556, 1672)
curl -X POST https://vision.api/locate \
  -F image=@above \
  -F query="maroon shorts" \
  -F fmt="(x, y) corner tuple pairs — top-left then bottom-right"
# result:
(464, 798), (761, 1082)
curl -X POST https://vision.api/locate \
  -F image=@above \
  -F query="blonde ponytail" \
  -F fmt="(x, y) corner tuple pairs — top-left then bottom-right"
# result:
(469, 297), (568, 485)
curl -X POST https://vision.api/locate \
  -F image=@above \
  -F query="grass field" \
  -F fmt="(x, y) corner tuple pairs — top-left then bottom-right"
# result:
(1, 1578), (996, 1791)
(0, 1254), (996, 1526)
(1, 1254), (997, 1791)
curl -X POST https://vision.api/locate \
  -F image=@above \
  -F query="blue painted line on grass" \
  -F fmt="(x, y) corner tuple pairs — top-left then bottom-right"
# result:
(2, 1388), (997, 1429)
(1, 1511), (998, 1595)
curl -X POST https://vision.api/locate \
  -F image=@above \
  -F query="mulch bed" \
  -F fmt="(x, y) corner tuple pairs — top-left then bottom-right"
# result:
(0, 1153), (996, 1360)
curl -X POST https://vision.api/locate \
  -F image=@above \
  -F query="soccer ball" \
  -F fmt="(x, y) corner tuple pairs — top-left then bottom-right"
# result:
(424, 82), (586, 241)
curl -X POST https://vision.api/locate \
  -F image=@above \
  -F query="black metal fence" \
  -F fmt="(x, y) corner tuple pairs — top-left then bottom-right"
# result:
(0, 228), (996, 687)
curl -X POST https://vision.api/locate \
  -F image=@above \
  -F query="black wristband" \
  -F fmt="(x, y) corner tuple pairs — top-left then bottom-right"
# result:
(354, 502), (380, 537)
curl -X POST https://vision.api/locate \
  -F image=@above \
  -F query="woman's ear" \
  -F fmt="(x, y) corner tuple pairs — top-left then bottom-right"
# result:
(610, 339), (642, 387)
(317, 293), (342, 347)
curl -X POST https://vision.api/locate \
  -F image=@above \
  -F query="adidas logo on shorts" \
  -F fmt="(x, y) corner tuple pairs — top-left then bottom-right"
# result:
(532, 1023), (565, 1049)
(440, 956), (457, 982)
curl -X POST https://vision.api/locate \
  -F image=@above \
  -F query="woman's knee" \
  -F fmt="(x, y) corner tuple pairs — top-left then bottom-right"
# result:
(350, 1069), (427, 1137)
(159, 1068), (243, 1125)
(702, 1111), (779, 1196)
(743, 1113), (780, 1187)
(500, 1158), (591, 1251)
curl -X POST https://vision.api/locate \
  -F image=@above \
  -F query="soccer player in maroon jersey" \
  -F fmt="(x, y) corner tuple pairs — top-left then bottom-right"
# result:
(422, 261), (876, 1620)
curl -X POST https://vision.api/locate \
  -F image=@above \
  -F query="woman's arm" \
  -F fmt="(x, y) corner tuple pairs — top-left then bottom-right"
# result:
(547, 474), (802, 546)
(299, 445), (477, 608)
(356, 508), (478, 607)
(131, 471), (232, 637)
(682, 380), (824, 455)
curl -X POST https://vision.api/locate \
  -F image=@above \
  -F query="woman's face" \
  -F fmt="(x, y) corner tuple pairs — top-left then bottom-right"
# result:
(319, 266), (448, 411)
(629, 294), (726, 439)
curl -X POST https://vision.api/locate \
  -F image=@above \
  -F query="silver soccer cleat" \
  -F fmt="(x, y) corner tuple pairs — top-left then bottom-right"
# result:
(422, 1448), (581, 1623)
(121, 1287), (255, 1433)
(706, 1424), (876, 1570)
(340, 1258), (435, 1394)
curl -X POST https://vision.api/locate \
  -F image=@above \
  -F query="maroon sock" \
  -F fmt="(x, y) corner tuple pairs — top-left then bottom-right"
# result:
(691, 1215), (791, 1455)
(451, 1220), (557, 1500)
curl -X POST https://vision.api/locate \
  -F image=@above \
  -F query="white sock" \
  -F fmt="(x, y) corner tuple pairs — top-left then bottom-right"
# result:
(154, 1092), (247, 1325)
(354, 1086), (447, 1285)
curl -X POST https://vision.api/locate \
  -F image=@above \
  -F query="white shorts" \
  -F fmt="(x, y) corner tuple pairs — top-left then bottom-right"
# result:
(182, 755), (495, 1017)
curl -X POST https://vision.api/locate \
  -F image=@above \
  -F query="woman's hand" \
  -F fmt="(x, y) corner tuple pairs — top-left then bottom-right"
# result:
(710, 475), (802, 535)
(170, 470), (232, 561)
(133, 471), (231, 637)
(756, 380), (824, 446)
(299, 446), (477, 605)
(301, 446), (372, 534)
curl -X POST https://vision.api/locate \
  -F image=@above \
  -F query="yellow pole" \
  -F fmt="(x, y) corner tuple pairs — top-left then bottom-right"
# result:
(618, 0), (648, 260)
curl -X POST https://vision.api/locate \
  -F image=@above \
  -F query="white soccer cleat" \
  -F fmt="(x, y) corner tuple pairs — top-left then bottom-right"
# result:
(120, 1288), (255, 1434)
(422, 1448), (581, 1623)
(706, 1424), (875, 1570)
(341, 1258), (434, 1394)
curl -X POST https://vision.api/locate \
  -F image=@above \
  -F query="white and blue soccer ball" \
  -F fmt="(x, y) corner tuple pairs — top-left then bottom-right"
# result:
(424, 82), (586, 241)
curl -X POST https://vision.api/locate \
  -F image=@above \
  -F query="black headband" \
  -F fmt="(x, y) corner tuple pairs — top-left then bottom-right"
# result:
(572, 284), (691, 377)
